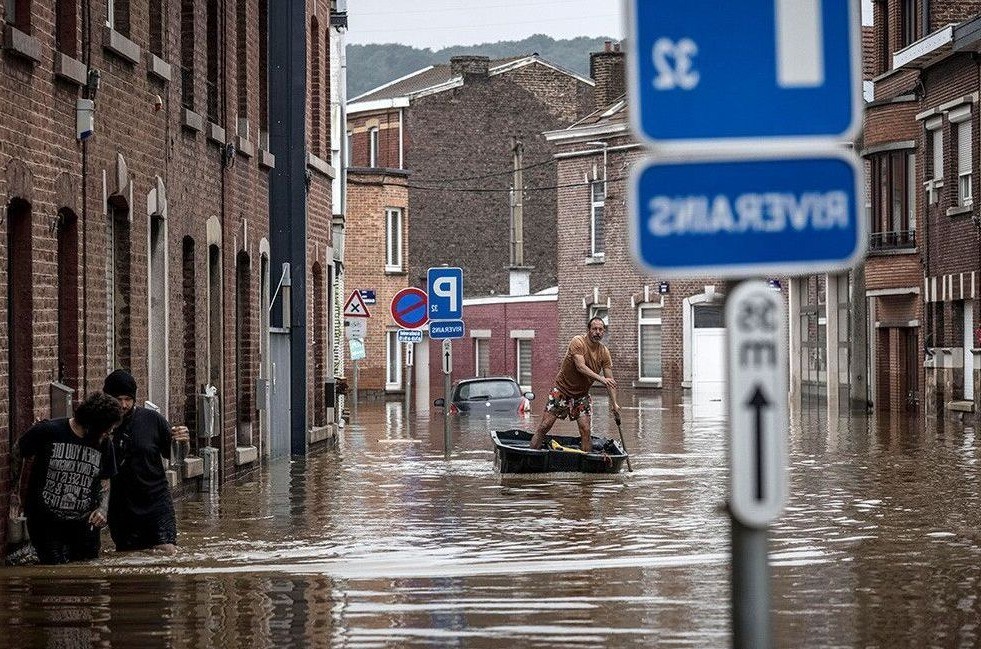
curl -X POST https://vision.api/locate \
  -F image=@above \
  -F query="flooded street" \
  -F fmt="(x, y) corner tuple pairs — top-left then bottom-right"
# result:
(3, 393), (981, 647)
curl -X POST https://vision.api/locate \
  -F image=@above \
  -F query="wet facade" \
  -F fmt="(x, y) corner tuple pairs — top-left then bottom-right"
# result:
(546, 46), (727, 400)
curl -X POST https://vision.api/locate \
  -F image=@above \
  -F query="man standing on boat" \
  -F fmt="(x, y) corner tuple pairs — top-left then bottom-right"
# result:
(529, 317), (621, 452)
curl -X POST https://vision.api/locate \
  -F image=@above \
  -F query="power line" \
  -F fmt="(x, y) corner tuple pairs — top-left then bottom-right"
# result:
(354, 0), (593, 18)
(348, 174), (625, 193)
(352, 13), (619, 35)
(418, 157), (555, 184)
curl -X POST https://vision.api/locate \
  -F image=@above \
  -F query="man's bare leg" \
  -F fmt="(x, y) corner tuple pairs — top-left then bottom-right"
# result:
(577, 414), (592, 453)
(530, 411), (558, 449)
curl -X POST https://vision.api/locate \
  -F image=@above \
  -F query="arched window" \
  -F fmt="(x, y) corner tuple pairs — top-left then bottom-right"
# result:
(236, 251), (254, 445)
(57, 208), (79, 389)
(7, 198), (34, 443)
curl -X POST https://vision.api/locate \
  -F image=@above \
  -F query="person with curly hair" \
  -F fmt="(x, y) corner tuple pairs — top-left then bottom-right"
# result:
(8, 392), (121, 564)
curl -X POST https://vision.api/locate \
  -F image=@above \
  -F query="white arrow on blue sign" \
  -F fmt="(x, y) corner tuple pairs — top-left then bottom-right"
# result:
(625, 0), (861, 147)
(629, 148), (865, 278)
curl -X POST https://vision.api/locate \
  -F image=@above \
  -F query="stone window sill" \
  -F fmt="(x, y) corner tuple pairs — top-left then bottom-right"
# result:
(235, 136), (254, 158)
(947, 204), (973, 217)
(207, 122), (226, 145)
(259, 148), (276, 169)
(585, 255), (606, 265)
(103, 26), (140, 65)
(147, 52), (171, 83)
(181, 107), (203, 132)
(54, 52), (87, 86)
(2, 24), (41, 64)
(235, 445), (258, 466)
(634, 378), (662, 388)
(307, 153), (336, 179)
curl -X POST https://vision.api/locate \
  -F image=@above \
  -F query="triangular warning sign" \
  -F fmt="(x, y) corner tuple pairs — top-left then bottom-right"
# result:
(344, 290), (371, 318)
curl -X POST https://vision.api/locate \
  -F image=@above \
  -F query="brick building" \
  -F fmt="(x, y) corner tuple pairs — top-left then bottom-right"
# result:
(545, 44), (727, 401)
(0, 0), (277, 547)
(0, 0), (350, 548)
(343, 167), (409, 395)
(858, 1), (981, 419)
(344, 53), (592, 398)
(346, 53), (594, 299)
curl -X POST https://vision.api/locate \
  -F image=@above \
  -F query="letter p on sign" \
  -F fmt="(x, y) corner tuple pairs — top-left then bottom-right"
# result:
(427, 267), (464, 320)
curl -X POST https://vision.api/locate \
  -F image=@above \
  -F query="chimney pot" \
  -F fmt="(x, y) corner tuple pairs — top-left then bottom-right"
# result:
(451, 55), (490, 80)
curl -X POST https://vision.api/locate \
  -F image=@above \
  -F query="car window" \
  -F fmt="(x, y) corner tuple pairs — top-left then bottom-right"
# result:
(457, 380), (519, 400)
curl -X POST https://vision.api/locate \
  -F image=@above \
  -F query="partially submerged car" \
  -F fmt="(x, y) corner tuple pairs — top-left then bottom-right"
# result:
(434, 377), (534, 415)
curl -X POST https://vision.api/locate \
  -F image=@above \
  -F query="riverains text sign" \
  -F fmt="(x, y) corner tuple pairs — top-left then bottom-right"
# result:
(629, 150), (865, 278)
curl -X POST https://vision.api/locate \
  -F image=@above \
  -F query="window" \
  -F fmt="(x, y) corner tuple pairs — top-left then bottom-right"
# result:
(900, 0), (920, 48)
(958, 119), (973, 207)
(385, 207), (402, 271)
(345, 130), (352, 167)
(310, 17), (322, 156)
(5, 0), (30, 30)
(236, 0), (249, 125)
(638, 304), (662, 381)
(181, 0), (195, 110)
(149, 0), (163, 56)
(590, 180), (605, 257)
(474, 338), (490, 377)
(516, 339), (532, 388)
(369, 127), (379, 167)
(207, 0), (220, 123)
(870, 150), (916, 250)
(258, 0), (268, 143)
(106, 0), (113, 27)
(107, 0), (129, 36)
(56, 0), (78, 57)
(386, 331), (402, 389)
(925, 122), (943, 204)
(589, 304), (608, 326)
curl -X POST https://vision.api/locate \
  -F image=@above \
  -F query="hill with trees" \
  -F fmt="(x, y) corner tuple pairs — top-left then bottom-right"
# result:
(347, 35), (614, 98)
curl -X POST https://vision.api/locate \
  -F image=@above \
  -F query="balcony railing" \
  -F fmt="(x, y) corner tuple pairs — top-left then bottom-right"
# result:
(869, 229), (916, 251)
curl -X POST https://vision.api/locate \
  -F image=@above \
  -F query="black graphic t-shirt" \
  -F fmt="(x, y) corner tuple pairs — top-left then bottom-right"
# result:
(109, 407), (175, 518)
(18, 419), (116, 521)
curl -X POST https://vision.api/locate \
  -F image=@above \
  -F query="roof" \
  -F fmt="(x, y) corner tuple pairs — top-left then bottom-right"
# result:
(542, 95), (630, 143)
(348, 55), (593, 112)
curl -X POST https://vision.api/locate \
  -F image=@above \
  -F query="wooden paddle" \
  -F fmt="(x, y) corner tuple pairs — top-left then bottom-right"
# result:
(614, 411), (632, 472)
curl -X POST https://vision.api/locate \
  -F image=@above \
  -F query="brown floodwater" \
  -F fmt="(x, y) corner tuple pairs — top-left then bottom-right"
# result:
(2, 392), (980, 648)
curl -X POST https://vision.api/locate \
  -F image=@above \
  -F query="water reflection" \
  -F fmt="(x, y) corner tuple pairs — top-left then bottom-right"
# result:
(1, 393), (980, 647)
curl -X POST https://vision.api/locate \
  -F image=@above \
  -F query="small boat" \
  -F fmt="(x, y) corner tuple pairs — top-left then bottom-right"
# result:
(490, 429), (629, 474)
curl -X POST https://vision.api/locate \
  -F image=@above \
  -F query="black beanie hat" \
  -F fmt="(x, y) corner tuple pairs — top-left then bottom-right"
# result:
(103, 369), (138, 400)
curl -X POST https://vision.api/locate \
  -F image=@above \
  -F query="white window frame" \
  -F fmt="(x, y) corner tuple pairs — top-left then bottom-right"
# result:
(474, 337), (490, 377)
(637, 301), (663, 386)
(924, 117), (944, 205)
(953, 113), (973, 208)
(589, 304), (609, 327)
(106, 0), (115, 28)
(590, 180), (605, 258)
(369, 126), (379, 167)
(345, 130), (352, 167)
(385, 330), (402, 390)
(515, 338), (532, 390)
(384, 207), (402, 272)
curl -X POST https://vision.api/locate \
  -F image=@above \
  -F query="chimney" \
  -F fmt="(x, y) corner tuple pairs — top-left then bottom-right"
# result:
(590, 41), (625, 111)
(451, 55), (490, 81)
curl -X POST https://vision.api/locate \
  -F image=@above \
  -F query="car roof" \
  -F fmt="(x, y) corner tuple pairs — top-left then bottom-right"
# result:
(454, 377), (519, 386)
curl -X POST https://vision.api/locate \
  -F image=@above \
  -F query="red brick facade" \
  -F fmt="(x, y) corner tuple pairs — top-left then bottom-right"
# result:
(1, 0), (277, 544)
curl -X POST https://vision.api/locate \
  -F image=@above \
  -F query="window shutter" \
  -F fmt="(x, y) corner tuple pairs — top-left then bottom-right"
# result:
(517, 340), (532, 386)
(933, 129), (943, 180)
(959, 120), (972, 175)
(640, 323), (662, 378)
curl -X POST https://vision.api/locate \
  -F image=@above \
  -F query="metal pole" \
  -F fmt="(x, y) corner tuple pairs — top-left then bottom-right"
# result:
(404, 343), (412, 433)
(352, 359), (359, 421)
(443, 369), (451, 460)
(731, 515), (771, 649)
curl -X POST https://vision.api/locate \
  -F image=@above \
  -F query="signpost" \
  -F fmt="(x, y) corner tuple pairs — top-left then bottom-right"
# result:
(428, 267), (465, 459)
(624, 2), (862, 647)
(727, 282), (788, 528)
(630, 150), (864, 278)
(343, 290), (369, 419)
(625, 0), (861, 148)
(391, 287), (429, 330)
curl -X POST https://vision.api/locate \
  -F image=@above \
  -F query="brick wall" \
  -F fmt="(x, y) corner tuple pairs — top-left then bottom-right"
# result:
(426, 296), (560, 403)
(404, 61), (593, 297)
(1, 0), (273, 533)
(344, 169), (410, 393)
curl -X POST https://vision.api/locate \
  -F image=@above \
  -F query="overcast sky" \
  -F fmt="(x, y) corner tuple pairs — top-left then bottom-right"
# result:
(346, 0), (622, 49)
(346, 1), (873, 49)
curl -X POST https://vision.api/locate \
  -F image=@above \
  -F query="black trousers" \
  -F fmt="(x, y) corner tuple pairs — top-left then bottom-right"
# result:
(25, 512), (101, 565)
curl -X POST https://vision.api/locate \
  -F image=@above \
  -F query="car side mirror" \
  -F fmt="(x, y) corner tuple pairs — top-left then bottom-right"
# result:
(524, 392), (535, 401)
(434, 398), (445, 407)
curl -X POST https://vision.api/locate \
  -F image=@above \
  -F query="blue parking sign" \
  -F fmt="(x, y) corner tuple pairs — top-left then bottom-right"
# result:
(427, 267), (463, 321)
(629, 149), (865, 278)
(626, 0), (861, 146)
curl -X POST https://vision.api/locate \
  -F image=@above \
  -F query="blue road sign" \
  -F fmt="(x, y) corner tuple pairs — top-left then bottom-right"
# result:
(427, 267), (464, 320)
(390, 287), (429, 329)
(397, 329), (423, 344)
(629, 149), (865, 278)
(430, 320), (465, 340)
(625, 0), (861, 146)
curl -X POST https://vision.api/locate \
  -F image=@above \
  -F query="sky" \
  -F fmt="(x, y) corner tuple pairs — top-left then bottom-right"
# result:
(346, 0), (622, 49)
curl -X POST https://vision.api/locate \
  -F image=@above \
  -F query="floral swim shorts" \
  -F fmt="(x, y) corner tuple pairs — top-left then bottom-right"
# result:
(545, 387), (591, 421)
